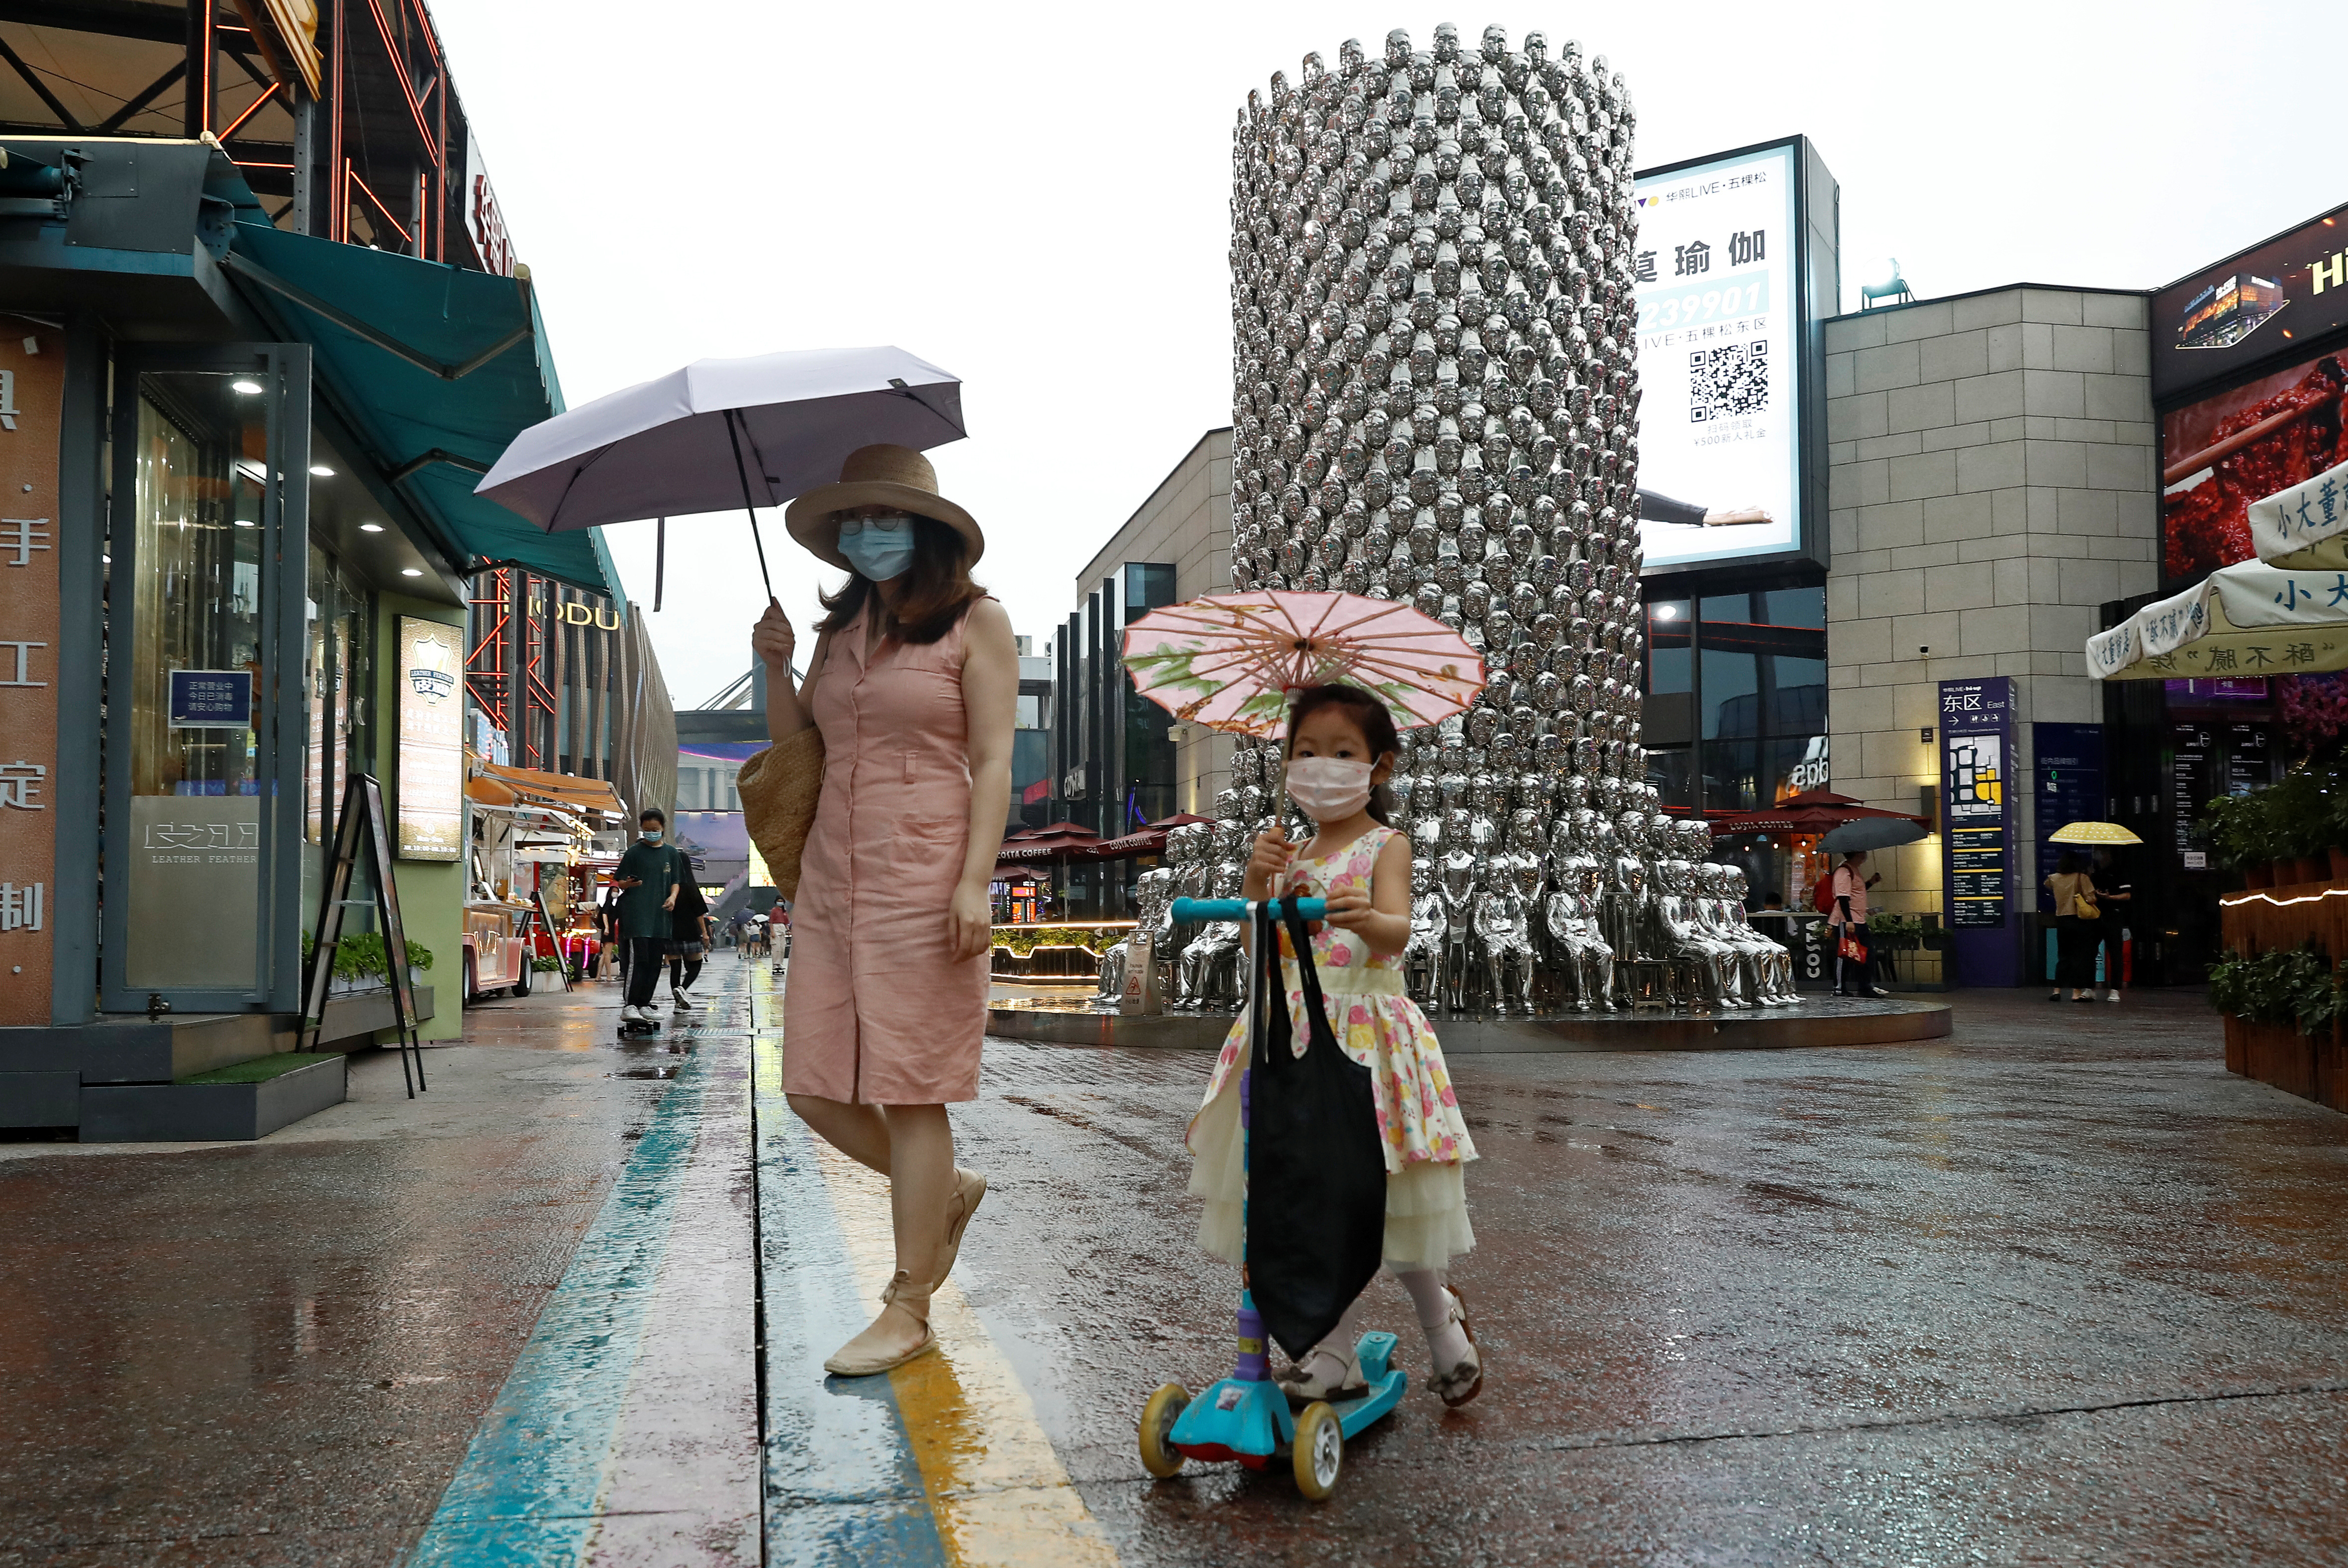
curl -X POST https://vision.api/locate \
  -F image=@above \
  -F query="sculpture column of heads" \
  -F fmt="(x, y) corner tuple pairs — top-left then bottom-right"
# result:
(1229, 24), (1645, 802)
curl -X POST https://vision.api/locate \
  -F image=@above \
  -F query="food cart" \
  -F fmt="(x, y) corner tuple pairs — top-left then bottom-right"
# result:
(462, 758), (625, 1002)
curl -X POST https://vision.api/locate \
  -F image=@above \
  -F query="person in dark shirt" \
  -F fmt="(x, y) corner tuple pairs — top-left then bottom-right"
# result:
(612, 808), (678, 1025)
(2091, 848), (2133, 1005)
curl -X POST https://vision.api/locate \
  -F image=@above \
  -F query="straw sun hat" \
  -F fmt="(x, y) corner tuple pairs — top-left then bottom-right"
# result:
(783, 443), (982, 571)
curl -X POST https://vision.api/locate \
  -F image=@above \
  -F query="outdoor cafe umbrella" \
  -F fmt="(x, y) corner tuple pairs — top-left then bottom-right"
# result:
(2048, 821), (2143, 846)
(473, 345), (965, 600)
(1707, 789), (1928, 838)
(1121, 589), (1486, 802)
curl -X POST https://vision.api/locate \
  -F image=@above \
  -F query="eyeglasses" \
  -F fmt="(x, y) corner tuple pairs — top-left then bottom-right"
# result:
(837, 513), (913, 538)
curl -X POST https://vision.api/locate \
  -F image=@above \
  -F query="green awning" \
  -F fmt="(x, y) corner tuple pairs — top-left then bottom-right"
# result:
(223, 221), (619, 598)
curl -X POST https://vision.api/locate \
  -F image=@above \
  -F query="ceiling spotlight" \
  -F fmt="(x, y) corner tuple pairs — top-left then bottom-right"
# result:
(359, 521), (384, 532)
(1654, 604), (1679, 620)
(400, 567), (423, 577)
(233, 519), (255, 527)
(230, 378), (263, 394)
(310, 465), (334, 477)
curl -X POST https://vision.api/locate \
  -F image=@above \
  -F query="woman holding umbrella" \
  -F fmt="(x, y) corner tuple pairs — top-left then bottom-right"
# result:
(746, 444), (1019, 1377)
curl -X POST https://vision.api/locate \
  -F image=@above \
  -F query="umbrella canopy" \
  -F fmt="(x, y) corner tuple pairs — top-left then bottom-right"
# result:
(1090, 813), (1219, 861)
(2087, 557), (2348, 680)
(1821, 817), (1931, 852)
(996, 823), (1105, 863)
(2048, 820), (2144, 845)
(1709, 794), (1928, 836)
(1122, 590), (1484, 738)
(474, 345), (964, 598)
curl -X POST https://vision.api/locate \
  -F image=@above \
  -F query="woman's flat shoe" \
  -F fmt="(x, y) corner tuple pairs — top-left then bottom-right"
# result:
(933, 1167), (988, 1288)
(823, 1271), (937, 1377)
(1276, 1344), (1366, 1407)
(1430, 1286), (1483, 1408)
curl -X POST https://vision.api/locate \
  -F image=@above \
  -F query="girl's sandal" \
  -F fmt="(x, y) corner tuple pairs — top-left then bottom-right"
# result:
(1275, 1343), (1367, 1407)
(1429, 1286), (1483, 1408)
(823, 1271), (937, 1377)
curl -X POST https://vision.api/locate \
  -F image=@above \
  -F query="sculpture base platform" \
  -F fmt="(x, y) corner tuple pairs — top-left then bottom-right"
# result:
(985, 990), (1951, 1054)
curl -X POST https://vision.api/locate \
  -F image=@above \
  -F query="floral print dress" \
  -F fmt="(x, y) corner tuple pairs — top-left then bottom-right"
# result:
(1185, 823), (1477, 1271)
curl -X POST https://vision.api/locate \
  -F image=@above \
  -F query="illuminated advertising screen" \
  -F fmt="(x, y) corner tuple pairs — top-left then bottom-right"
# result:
(395, 615), (465, 861)
(1632, 140), (1810, 572)
(2151, 201), (2348, 404)
(2159, 346), (2347, 584)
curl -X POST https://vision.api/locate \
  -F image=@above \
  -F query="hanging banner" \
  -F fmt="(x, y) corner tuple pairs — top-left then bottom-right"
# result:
(0, 328), (62, 1026)
(1940, 678), (2018, 986)
(395, 616), (464, 861)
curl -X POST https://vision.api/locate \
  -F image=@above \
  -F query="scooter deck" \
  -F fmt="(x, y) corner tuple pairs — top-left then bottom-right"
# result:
(1167, 1331), (1405, 1464)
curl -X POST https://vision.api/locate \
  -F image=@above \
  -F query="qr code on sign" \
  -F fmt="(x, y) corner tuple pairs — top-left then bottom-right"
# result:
(1689, 341), (1768, 422)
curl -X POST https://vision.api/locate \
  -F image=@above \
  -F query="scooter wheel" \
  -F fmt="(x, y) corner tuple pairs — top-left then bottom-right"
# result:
(1138, 1382), (1190, 1478)
(1292, 1400), (1342, 1500)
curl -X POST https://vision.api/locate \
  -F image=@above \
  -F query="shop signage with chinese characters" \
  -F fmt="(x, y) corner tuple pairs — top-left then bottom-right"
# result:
(1630, 136), (1833, 575)
(395, 616), (464, 861)
(0, 329), (60, 1025)
(1940, 680), (2018, 985)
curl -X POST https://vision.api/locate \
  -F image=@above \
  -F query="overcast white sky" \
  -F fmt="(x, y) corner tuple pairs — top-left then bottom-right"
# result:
(431, 0), (2347, 712)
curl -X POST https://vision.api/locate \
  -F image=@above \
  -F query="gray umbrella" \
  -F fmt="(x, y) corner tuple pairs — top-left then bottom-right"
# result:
(474, 345), (965, 599)
(1820, 817), (1930, 852)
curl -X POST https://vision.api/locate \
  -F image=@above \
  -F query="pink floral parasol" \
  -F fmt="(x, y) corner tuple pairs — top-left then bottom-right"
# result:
(1120, 590), (1486, 738)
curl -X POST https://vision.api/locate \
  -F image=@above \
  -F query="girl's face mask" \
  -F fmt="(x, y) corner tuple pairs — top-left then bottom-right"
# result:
(1285, 755), (1375, 821)
(837, 512), (916, 582)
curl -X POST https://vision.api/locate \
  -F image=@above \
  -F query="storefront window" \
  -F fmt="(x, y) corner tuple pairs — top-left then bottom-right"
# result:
(1642, 584), (1827, 814)
(123, 376), (270, 990)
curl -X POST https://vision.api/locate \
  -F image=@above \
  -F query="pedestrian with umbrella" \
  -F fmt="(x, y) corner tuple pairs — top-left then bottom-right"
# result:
(737, 444), (1018, 1377)
(2051, 821), (2143, 1004)
(1125, 590), (1490, 1411)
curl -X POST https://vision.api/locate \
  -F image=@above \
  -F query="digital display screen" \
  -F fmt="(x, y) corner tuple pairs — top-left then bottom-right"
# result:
(395, 616), (464, 862)
(1632, 141), (1803, 571)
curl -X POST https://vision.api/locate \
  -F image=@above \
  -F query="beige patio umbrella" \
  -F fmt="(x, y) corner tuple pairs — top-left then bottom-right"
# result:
(2086, 558), (2348, 680)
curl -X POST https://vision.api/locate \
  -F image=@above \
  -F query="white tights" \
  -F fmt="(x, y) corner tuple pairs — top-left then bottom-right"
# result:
(1303, 1265), (1470, 1375)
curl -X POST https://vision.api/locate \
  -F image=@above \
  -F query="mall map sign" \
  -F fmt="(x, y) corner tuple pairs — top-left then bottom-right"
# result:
(1632, 136), (1835, 576)
(1940, 677), (2019, 988)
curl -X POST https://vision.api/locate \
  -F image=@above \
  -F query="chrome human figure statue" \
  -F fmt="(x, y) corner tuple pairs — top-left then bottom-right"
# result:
(1712, 860), (1797, 1005)
(1172, 827), (1222, 1010)
(1438, 813), (1480, 1015)
(1100, 864), (1173, 1004)
(1475, 853), (1539, 1015)
(1404, 854), (1445, 1004)
(1180, 863), (1246, 1012)
(1544, 813), (1616, 1011)
(1652, 854), (1741, 1010)
(1685, 858), (1761, 1007)
(1605, 808), (1652, 1005)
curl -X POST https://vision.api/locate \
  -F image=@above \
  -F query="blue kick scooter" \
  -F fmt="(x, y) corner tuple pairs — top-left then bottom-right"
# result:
(1136, 895), (1406, 1500)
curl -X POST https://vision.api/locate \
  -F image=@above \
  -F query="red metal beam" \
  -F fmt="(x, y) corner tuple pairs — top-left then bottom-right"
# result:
(362, 0), (438, 161)
(218, 78), (279, 142)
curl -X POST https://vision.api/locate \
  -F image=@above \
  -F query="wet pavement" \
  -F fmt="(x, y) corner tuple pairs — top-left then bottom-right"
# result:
(4, 969), (2347, 1565)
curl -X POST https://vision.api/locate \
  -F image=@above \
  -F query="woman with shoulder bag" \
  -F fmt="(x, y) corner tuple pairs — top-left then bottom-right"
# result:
(741, 444), (1018, 1377)
(2043, 851), (2098, 1003)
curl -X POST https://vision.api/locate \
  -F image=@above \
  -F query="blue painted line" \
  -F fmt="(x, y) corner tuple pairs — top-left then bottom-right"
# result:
(752, 986), (951, 1568)
(404, 1006), (716, 1567)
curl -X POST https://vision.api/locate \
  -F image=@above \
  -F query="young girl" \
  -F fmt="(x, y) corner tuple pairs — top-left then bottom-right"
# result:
(1184, 684), (1483, 1407)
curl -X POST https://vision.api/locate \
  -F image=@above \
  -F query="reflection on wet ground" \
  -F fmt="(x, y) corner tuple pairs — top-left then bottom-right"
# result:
(3, 974), (2347, 1565)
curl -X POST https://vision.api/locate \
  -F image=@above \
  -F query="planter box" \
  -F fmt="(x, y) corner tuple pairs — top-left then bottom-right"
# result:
(79, 1053), (346, 1143)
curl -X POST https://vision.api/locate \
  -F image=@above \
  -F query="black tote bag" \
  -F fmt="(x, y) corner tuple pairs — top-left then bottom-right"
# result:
(1245, 898), (1389, 1361)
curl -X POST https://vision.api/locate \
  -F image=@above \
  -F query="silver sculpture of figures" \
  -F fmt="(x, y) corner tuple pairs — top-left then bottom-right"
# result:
(1082, 32), (1799, 1020)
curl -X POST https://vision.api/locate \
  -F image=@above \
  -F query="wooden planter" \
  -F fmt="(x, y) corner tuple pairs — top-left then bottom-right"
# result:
(2219, 883), (2348, 1111)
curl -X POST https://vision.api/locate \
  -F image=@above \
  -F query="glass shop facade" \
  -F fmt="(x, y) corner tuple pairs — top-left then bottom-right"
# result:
(0, 134), (603, 1075)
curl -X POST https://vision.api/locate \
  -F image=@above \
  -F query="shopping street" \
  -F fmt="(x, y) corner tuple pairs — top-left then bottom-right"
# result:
(3, 961), (2344, 1567)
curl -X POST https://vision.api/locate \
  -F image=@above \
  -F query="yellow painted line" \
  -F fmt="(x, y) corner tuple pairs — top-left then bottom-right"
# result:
(810, 1141), (1120, 1568)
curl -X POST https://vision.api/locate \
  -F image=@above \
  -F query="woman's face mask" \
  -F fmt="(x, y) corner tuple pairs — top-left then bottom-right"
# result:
(1285, 755), (1375, 821)
(837, 512), (916, 582)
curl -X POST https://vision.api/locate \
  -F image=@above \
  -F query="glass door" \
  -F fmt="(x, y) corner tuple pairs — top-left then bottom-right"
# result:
(103, 344), (310, 1015)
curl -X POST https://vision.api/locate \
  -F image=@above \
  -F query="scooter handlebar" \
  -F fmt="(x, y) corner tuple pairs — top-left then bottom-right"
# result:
(1170, 896), (1328, 923)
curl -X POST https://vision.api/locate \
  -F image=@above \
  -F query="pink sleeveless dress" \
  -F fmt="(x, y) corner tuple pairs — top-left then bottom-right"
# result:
(1184, 823), (1476, 1271)
(782, 601), (986, 1104)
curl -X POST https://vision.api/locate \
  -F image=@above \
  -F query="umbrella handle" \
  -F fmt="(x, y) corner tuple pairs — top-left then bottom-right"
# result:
(724, 408), (775, 600)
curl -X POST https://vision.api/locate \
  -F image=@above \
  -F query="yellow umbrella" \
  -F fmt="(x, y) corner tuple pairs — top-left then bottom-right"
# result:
(2048, 821), (2143, 845)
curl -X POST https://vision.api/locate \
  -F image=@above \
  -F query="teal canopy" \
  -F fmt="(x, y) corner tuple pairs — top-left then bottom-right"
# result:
(224, 222), (619, 598)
